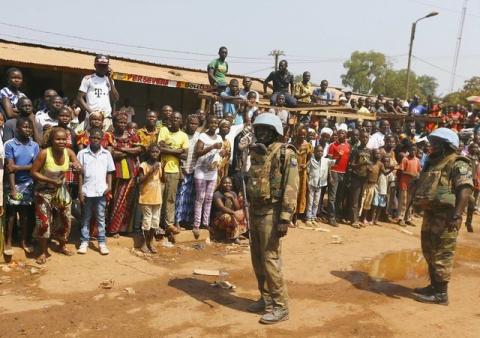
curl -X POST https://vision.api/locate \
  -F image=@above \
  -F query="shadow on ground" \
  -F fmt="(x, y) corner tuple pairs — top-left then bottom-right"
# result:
(331, 270), (416, 300)
(168, 277), (254, 312)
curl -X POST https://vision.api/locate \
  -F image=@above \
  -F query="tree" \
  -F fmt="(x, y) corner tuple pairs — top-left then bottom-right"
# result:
(342, 50), (439, 99)
(341, 51), (389, 94)
(416, 75), (438, 98)
(443, 76), (480, 106)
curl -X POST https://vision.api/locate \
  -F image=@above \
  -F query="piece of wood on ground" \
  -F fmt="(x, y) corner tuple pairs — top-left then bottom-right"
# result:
(193, 269), (220, 276)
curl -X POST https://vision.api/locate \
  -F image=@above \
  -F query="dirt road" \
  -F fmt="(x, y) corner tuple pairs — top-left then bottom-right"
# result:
(1, 216), (479, 338)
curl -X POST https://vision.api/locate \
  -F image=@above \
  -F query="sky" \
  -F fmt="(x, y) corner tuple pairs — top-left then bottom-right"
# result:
(1, 0), (479, 96)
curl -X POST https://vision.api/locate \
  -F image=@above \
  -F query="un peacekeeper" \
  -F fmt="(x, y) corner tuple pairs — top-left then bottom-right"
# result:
(246, 113), (299, 324)
(411, 128), (473, 305)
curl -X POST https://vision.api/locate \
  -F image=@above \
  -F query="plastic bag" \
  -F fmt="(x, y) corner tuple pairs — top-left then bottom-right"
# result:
(52, 184), (72, 209)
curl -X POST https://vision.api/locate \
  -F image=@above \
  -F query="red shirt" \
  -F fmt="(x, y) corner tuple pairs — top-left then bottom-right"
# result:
(398, 156), (421, 191)
(328, 141), (351, 173)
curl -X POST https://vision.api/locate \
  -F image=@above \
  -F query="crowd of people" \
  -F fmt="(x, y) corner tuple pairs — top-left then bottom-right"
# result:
(0, 50), (478, 269)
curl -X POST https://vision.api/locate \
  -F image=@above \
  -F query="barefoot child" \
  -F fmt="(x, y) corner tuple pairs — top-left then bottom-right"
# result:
(138, 143), (163, 253)
(360, 149), (392, 226)
(77, 127), (115, 255)
(371, 156), (395, 225)
(4, 117), (39, 258)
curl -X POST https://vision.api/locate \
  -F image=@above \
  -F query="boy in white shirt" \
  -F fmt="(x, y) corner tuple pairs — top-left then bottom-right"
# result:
(77, 128), (115, 255)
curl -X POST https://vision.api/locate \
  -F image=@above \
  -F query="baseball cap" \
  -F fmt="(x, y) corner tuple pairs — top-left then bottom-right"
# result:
(94, 54), (110, 65)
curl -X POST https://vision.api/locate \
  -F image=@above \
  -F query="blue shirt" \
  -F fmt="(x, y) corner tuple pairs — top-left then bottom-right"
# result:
(220, 88), (237, 115)
(411, 104), (427, 116)
(4, 138), (40, 184)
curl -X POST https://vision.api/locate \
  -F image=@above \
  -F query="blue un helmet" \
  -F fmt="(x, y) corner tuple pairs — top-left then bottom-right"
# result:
(428, 127), (459, 150)
(252, 113), (283, 136)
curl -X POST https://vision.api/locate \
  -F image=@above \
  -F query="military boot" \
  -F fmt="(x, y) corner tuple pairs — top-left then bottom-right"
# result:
(247, 298), (272, 313)
(413, 282), (449, 305)
(259, 307), (289, 324)
(413, 270), (436, 295)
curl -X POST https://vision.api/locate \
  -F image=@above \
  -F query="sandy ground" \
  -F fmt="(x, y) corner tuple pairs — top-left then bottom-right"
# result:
(0, 215), (479, 338)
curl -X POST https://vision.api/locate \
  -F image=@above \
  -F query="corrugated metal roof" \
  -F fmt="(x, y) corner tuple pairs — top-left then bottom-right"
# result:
(0, 39), (264, 91)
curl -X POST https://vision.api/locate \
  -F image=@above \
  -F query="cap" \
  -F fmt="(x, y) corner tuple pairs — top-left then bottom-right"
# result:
(94, 54), (110, 65)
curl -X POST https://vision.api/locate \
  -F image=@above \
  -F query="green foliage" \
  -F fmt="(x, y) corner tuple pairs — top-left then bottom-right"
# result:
(342, 50), (438, 99)
(442, 76), (480, 106)
(341, 51), (388, 94)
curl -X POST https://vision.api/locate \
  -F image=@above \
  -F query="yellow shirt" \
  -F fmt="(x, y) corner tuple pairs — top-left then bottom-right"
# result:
(157, 126), (189, 173)
(294, 82), (313, 103)
(139, 162), (162, 205)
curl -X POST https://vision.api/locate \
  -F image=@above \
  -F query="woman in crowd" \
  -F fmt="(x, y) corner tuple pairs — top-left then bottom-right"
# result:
(211, 176), (246, 243)
(107, 113), (142, 236)
(193, 115), (222, 239)
(1, 67), (26, 119)
(31, 127), (82, 264)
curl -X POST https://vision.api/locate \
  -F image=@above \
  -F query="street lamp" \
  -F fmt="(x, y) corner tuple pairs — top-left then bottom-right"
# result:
(405, 11), (439, 100)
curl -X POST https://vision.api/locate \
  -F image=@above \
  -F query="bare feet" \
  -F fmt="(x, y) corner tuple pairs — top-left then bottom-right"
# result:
(21, 241), (34, 254)
(59, 245), (74, 256)
(36, 254), (47, 265)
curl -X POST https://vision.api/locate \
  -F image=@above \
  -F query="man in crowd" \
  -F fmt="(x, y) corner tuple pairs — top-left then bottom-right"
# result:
(263, 60), (296, 107)
(158, 112), (189, 235)
(247, 113), (298, 324)
(137, 111), (159, 157)
(239, 77), (259, 103)
(294, 71), (313, 104)
(327, 124), (351, 226)
(119, 98), (135, 122)
(312, 80), (335, 105)
(35, 89), (58, 116)
(208, 46), (229, 91)
(35, 94), (63, 140)
(367, 119), (390, 149)
(77, 54), (119, 131)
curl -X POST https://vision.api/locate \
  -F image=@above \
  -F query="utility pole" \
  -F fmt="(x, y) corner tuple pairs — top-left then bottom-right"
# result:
(269, 50), (284, 71)
(405, 12), (439, 100)
(449, 0), (467, 92)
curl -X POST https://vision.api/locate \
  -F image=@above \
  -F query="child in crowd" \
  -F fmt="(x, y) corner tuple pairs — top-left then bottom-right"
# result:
(305, 145), (335, 226)
(1, 67), (26, 119)
(465, 142), (480, 232)
(217, 119), (231, 184)
(397, 145), (421, 226)
(360, 149), (391, 226)
(77, 128), (115, 255)
(3, 117), (39, 257)
(371, 156), (395, 225)
(127, 121), (138, 136)
(138, 144), (163, 253)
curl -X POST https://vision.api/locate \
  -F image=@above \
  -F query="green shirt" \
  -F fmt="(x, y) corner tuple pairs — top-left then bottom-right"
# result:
(208, 58), (228, 86)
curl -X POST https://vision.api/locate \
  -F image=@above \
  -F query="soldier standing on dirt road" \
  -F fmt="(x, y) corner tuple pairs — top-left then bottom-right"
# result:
(411, 128), (473, 305)
(245, 113), (299, 324)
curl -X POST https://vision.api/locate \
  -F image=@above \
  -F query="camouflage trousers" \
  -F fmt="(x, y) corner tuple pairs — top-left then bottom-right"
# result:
(250, 210), (288, 310)
(421, 210), (459, 283)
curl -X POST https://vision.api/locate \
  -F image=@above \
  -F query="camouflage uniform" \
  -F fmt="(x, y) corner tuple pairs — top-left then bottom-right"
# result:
(247, 142), (299, 311)
(414, 152), (473, 283)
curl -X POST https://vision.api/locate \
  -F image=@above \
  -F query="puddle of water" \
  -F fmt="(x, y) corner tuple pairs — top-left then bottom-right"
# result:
(353, 246), (480, 283)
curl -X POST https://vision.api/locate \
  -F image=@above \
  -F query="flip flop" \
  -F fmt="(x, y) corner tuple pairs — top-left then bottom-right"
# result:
(3, 249), (14, 256)
(36, 255), (47, 265)
(59, 247), (74, 256)
(23, 246), (34, 254)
